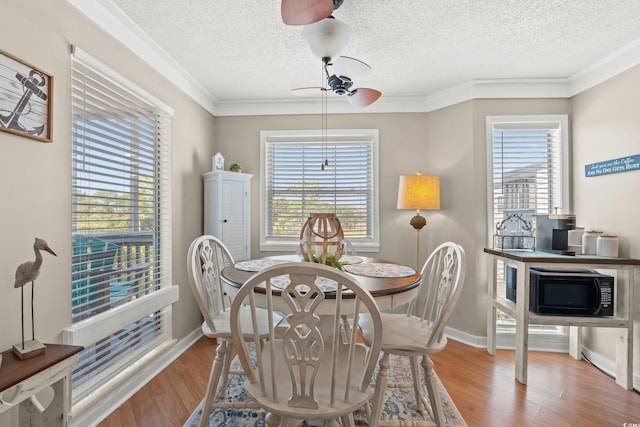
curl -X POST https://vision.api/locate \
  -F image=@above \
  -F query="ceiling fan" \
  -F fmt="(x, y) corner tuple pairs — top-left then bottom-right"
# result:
(281, 0), (344, 26)
(293, 56), (382, 108)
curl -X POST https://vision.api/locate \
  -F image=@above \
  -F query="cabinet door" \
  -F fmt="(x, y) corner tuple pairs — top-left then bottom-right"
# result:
(203, 170), (252, 261)
(221, 179), (248, 260)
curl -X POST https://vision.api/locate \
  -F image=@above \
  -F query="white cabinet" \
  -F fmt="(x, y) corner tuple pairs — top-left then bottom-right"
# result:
(203, 171), (252, 261)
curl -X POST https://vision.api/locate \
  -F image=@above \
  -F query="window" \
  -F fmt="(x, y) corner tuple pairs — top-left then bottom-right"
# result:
(67, 47), (177, 403)
(487, 116), (569, 235)
(486, 115), (570, 341)
(260, 129), (379, 252)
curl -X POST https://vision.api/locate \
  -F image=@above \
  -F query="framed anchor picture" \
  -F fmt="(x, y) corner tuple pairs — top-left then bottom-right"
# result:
(0, 49), (52, 142)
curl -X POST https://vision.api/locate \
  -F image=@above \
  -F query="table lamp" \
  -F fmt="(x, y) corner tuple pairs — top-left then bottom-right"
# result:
(397, 172), (441, 270)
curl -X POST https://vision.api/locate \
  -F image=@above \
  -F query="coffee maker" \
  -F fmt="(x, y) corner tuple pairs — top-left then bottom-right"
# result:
(534, 214), (577, 255)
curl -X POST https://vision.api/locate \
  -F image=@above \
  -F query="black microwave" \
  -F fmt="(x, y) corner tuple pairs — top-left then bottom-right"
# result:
(505, 266), (614, 316)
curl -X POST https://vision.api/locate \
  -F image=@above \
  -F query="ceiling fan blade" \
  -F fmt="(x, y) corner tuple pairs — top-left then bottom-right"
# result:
(347, 88), (381, 108)
(292, 87), (325, 97)
(333, 56), (371, 81)
(281, 0), (334, 25)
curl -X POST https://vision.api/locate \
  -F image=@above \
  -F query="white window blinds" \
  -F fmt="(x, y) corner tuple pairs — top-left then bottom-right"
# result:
(486, 115), (569, 334)
(261, 130), (379, 250)
(70, 47), (173, 400)
(487, 116), (569, 237)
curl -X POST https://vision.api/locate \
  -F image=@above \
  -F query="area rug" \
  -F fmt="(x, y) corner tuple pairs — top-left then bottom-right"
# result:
(184, 353), (466, 427)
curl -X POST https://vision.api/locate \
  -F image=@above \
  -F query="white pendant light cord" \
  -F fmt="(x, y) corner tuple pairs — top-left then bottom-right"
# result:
(321, 61), (328, 170)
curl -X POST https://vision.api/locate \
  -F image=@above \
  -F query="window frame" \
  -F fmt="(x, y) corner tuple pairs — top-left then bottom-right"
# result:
(260, 129), (380, 253)
(64, 46), (178, 405)
(485, 114), (570, 341)
(485, 114), (571, 246)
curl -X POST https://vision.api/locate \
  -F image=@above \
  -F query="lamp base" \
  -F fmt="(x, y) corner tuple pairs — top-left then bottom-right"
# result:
(409, 213), (427, 230)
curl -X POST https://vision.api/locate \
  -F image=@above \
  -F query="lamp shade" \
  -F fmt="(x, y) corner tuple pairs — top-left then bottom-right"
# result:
(302, 17), (353, 60)
(397, 173), (440, 210)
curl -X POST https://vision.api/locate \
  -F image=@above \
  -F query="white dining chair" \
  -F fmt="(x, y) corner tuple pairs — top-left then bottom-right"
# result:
(187, 235), (281, 427)
(342, 238), (357, 256)
(230, 262), (383, 427)
(359, 241), (466, 427)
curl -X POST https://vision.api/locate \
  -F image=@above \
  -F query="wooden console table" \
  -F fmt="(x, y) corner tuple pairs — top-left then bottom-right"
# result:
(485, 248), (639, 389)
(0, 344), (83, 426)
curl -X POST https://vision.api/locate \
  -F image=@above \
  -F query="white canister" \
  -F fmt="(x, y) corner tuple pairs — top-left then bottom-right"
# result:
(596, 235), (619, 257)
(582, 230), (602, 255)
(568, 244), (582, 255)
(568, 227), (585, 246)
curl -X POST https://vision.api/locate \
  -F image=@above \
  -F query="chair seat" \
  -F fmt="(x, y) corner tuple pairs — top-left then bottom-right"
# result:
(244, 340), (373, 419)
(360, 312), (447, 354)
(362, 242), (466, 427)
(202, 305), (280, 339)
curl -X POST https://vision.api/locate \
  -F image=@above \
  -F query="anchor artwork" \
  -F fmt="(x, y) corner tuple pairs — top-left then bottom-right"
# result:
(0, 49), (52, 142)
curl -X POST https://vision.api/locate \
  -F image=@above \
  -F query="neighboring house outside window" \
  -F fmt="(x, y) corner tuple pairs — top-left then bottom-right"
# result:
(486, 115), (570, 349)
(260, 129), (379, 253)
(66, 47), (177, 407)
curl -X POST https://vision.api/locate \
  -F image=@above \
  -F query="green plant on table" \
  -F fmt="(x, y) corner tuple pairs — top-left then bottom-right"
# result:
(302, 252), (343, 270)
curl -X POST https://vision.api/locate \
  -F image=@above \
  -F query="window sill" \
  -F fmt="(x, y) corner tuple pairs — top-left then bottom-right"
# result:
(63, 285), (179, 347)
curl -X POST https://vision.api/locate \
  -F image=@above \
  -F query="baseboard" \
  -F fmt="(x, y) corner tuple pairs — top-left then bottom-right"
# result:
(443, 326), (486, 348)
(581, 347), (640, 392)
(70, 328), (203, 427)
(444, 325), (569, 352)
(444, 326), (639, 392)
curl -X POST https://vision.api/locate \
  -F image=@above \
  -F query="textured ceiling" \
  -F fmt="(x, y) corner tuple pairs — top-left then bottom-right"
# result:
(107, 0), (640, 105)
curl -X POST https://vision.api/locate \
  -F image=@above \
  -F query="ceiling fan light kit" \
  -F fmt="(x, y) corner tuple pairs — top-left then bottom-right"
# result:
(285, 0), (382, 109)
(302, 17), (353, 60)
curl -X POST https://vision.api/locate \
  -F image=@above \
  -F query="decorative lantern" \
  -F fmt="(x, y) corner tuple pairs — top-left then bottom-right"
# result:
(299, 213), (344, 267)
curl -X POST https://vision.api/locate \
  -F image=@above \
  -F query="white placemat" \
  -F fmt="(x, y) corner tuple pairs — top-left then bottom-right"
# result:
(343, 262), (416, 278)
(270, 275), (342, 293)
(339, 255), (363, 265)
(233, 258), (289, 272)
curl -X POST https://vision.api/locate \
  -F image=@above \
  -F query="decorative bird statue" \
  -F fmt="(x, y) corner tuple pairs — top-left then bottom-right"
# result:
(13, 237), (57, 358)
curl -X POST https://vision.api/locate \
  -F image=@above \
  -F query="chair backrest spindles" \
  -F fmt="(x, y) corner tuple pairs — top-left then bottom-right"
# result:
(231, 262), (383, 418)
(187, 235), (235, 334)
(408, 242), (466, 349)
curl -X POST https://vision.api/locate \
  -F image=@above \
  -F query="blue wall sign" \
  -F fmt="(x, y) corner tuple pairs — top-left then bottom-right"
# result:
(585, 154), (640, 177)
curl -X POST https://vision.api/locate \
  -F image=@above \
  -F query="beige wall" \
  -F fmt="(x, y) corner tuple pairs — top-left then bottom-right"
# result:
(0, 0), (213, 351)
(3, 0), (638, 388)
(572, 64), (640, 371)
(469, 98), (572, 337)
(214, 99), (573, 338)
(215, 113), (436, 267)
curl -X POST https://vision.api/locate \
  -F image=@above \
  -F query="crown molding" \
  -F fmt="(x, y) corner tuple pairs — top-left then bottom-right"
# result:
(568, 37), (640, 96)
(68, 0), (640, 117)
(212, 96), (434, 116)
(67, 0), (218, 115)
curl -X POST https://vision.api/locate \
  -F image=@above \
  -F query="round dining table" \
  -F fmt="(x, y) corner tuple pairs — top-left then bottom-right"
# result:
(220, 254), (422, 311)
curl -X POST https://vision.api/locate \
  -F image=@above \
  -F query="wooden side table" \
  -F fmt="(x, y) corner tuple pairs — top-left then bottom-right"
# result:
(485, 248), (638, 389)
(0, 344), (83, 426)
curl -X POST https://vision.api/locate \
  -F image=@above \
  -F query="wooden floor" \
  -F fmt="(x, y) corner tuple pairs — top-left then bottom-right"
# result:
(98, 337), (640, 426)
